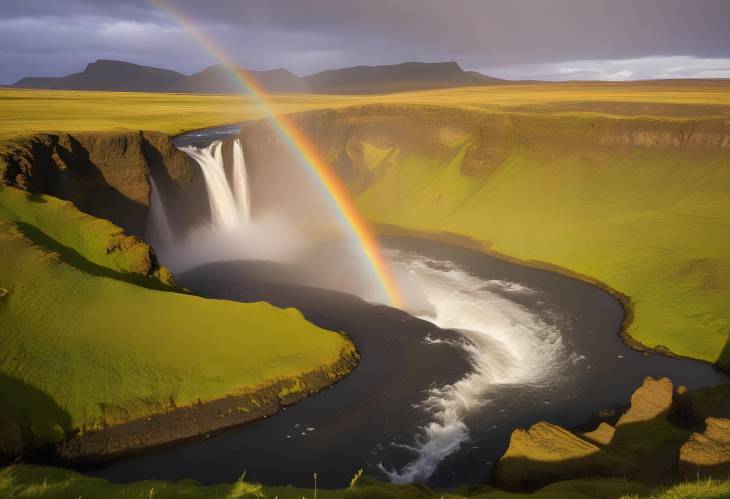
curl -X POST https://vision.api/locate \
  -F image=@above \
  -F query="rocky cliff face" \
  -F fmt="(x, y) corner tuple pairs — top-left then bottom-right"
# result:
(0, 131), (197, 236)
(239, 105), (730, 196)
(593, 119), (730, 148)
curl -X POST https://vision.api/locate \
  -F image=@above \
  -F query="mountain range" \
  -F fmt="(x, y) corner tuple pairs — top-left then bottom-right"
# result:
(12, 59), (503, 94)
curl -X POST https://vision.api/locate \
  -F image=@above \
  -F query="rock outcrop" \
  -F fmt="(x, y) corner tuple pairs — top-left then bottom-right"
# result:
(679, 417), (730, 478)
(492, 377), (718, 490)
(615, 376), (674, 426)
(582, 422), (616, 445)
(491, 421), (617, 490)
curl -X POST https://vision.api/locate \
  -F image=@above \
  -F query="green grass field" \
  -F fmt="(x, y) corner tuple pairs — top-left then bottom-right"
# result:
(0, 88), (363, 140)
(2, 81), (729, 140)
(4, 465), (729, 499)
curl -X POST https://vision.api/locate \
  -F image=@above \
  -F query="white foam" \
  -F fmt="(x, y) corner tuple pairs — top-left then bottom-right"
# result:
(381, 252), (566, 483)
(482, 279), (538, 295)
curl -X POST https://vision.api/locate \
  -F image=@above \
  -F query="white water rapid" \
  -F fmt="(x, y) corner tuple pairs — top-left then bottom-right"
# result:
(380, 250), (567, 483)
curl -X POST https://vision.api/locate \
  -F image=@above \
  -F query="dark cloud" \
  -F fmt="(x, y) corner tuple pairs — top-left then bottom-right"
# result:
(2, 0), (730, 83)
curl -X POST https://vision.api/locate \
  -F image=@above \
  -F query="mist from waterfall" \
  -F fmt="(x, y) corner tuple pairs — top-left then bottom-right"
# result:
(147, 176), (174, 249)
(147, 139), (307, 273)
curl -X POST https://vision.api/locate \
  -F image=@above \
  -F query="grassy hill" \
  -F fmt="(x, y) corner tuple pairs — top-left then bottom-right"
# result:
(0, 185), (355, 450)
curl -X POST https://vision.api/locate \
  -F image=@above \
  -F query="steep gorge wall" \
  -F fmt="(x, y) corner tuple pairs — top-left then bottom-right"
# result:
(0, 131), (198, 236)
(240, 105), (730, 369)
(240, 105), (730, 190)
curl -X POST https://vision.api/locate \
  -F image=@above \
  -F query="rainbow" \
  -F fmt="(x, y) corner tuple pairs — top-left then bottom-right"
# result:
(150, 0), (401, 307)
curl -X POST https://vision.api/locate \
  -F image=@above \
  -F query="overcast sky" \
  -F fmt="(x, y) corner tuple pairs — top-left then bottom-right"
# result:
(2, 0), (730, 84)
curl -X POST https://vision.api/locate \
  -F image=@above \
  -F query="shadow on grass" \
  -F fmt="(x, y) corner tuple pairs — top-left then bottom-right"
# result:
(23, 191), (47, 204)
(0, 374), (72, 447)
(13, 221), (175, 292)
(715, 334), (730, 374)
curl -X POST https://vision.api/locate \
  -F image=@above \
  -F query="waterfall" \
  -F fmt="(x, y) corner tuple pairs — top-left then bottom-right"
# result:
(147, 137), (305, 272)
(147, 176), (174, 248)
(231, 139), (251, 224)
(179, 139), (251, 230)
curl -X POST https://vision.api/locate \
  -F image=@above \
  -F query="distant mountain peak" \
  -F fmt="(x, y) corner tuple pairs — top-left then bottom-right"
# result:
(303, 61), (503, 94)
(12, 59), (503, 94)
(181, 65), (306, 93)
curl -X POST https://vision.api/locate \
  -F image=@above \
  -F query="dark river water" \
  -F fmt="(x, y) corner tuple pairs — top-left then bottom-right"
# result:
(85, 124), (727, 489)
(88, 237), (727, 489)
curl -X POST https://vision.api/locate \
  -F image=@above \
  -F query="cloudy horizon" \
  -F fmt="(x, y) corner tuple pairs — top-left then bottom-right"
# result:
(2, 0), (730, 84)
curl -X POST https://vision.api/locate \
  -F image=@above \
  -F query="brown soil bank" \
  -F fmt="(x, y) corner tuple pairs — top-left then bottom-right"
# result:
(57, 343), (358, 462)
(239, 104), (730, 371)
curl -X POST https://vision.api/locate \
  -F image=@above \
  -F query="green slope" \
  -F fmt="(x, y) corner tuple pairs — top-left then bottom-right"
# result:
(275, 107), (730, 370)
(0, 186), (354, 448)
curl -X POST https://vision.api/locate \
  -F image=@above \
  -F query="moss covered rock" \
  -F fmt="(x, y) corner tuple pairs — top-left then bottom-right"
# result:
(492, 377), (705, 491)
(679, 417), (730, 479)
(582, 422), (616, 446)
(491, 421), (618, 490)
(616, 377), (674, 426)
